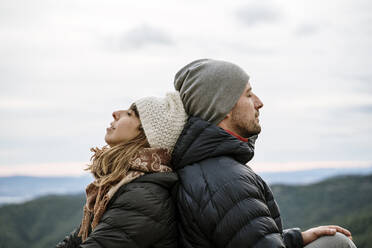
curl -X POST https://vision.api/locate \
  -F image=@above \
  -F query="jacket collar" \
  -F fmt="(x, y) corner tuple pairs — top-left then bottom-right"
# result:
(224, 129), (249, 142)
(171, 117), (257, 170)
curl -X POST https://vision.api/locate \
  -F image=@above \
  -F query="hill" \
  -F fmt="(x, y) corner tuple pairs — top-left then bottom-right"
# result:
(0, 194), (85, 248)
(273, 174), (372, 248)
(0, 174), (371, 247)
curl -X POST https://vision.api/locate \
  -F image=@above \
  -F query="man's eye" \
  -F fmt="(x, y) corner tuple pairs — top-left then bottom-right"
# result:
(127, 111), (132, 116)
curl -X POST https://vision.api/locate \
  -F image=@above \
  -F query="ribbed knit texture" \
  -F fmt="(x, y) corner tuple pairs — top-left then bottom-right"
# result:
(135, 91), (188, 152)
(174, 58), (249, 125)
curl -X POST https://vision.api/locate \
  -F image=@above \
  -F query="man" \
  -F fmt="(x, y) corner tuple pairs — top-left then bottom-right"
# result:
(171, 59), (356, 248)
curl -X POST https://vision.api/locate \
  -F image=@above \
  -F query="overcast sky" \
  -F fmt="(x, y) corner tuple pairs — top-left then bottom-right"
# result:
(1, 0), (371, 176)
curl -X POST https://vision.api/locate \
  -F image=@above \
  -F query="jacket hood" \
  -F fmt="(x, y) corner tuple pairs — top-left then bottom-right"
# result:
(171, 117), (257, 170)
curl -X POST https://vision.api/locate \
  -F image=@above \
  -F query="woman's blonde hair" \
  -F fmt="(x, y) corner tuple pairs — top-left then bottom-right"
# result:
(86, 103), (150, 187)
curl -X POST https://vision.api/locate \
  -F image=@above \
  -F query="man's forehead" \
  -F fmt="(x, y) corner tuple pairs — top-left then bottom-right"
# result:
(245, 82), (252, 92)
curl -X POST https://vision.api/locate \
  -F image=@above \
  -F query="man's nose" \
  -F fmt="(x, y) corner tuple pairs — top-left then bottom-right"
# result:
(255, 95), (264, 109)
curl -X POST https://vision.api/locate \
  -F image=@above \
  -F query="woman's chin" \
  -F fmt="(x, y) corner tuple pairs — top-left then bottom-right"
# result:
(104, 135), (112, 146)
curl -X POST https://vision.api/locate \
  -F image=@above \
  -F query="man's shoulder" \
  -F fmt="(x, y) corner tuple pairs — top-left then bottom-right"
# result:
(177, 155), (258, 181)
(176, 155), (264, 200)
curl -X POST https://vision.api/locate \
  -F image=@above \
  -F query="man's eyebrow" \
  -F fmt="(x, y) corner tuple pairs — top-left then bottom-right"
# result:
(246, 87), (252, 93)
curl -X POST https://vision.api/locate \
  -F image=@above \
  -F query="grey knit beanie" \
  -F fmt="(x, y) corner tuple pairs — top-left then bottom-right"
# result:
(174, 59), (249, 125)
(135, 92), (188, 152)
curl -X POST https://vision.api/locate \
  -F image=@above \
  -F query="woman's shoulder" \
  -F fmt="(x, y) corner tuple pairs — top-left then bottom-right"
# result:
(91, 173), (178, 248)
(102, 172), (178, 229)
(124, 171), (177, 192)
(109, 172), (178, 208)
(132, 171), (178, 187)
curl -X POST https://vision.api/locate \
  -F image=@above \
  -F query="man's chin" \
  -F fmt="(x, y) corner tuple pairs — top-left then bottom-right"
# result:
(234, 123), (261, 138)
(255, 126), (262, 134)
(249, 131), (261, 136)
(240, 130), (260, 138)
(247, 126), (261, 136)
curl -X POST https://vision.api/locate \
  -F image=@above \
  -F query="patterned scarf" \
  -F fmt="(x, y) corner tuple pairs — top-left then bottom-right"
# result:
(78, 147), (172, 242)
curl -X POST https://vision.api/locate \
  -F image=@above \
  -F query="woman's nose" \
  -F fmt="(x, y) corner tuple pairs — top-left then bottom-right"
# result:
(112, 111), (119, 120)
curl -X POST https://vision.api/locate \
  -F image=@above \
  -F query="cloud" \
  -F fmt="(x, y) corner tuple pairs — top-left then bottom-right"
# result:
(353, 74), (372, 87)
(336, 73), (372, 93)
(0, 162), (89, 177)
(235, 4), (281, 27)
(117, 25), (173, 50)
(356, 74), (372, 82)
(1, 0), (371, 176)
(353, 104), (372, 114)
(294, 23), (319, 36)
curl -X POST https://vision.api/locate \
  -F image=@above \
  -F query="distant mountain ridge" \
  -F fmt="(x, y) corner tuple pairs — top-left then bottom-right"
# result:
(259, 166), (372, 185)
(0, 175), (93, 205)
(1, 166), (371, 205)
(0, 174), (371, 248)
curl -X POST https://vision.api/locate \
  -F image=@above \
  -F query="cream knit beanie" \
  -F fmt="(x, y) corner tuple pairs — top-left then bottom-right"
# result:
(135, 92), (188, 152)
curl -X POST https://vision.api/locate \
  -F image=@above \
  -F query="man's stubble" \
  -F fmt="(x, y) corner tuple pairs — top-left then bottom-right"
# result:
(231, 108), (261, 138)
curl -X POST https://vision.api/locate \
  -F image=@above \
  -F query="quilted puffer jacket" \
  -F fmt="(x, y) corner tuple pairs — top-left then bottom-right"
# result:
(172, 117), (303, 248)
(56, 172), (178, 248)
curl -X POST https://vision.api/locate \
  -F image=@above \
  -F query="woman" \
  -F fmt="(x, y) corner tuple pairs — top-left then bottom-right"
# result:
(56, 92), (188, 248)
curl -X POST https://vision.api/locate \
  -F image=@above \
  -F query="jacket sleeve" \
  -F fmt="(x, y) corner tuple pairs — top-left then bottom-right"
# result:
(56, 226), (82, 248)
(283, 228), (303, 248)
(177, 169), (293, 248)
(80, 185), (176, 248)
(261, 177), (304, 248)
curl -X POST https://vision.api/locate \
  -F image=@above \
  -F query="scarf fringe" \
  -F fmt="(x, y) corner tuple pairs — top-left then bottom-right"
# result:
(78, 204), (92, 242)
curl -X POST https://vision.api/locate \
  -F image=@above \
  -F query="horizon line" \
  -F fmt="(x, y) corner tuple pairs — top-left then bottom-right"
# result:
(0, 160), (371, 177)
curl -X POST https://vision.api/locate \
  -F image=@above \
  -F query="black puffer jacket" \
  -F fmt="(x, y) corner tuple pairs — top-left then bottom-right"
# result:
(172, 117), (303, 248)
(56, 172), (178, 248)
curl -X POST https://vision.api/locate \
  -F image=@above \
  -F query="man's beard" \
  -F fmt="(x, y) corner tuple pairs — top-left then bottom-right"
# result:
(234, 122), (261, 138)
(231, 112), (261, 138)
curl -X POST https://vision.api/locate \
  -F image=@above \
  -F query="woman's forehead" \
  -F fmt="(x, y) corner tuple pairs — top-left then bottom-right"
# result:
(129, 103), (136, 110)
